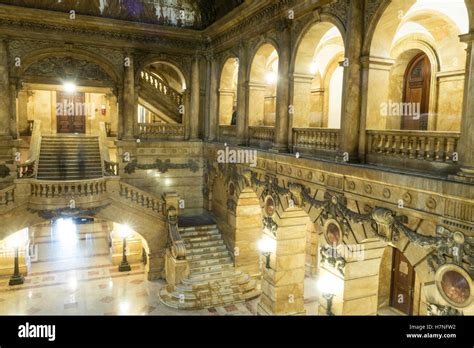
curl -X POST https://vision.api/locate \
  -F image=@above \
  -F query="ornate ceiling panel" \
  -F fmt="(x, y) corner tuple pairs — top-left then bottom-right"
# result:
(0, 0), (244, 29)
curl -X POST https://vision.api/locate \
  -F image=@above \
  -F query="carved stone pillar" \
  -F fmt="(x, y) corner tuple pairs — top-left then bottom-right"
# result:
(338, 0), (364, 162)
(190, 55), (200, 140)
(116, 86), (124, 140)
(17, 89), (29, 136)
(236, 44), (249, 145)
(9, 79), (19, 139)
(272, 23), (291, 152)
(455, 33), (474, 182)
(122, 52), (135, 140)
(208, 56), (219, 141)
(0, 39), (11, 138)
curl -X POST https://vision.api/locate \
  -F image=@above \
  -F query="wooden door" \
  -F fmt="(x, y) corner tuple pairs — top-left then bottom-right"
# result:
(401, 53), (430, 130)
(390, 249), (416, 315)
(57, 91), (86, 134)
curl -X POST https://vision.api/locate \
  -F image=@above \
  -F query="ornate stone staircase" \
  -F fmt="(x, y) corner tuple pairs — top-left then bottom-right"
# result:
(36, 135), (103, 180)
(159, 224), (261, 309)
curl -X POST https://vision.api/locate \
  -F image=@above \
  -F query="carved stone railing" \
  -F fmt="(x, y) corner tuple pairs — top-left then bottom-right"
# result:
(293, 128), (340, 156)
(140, 70), (183, 107)
(0, 185), (15, 206)
(30, 179), (107, 198)
(27, 120), (34, 136)
(17, 120), (42, 179)
(167, 206), (186, 260)
(249, 126), (275, 147)
(366, 130), (460, 171)
(118, 181), (163, 215)
(138, 123), (185, 140)
(218, 125), (237, 143)
(104, 160), (119, 176)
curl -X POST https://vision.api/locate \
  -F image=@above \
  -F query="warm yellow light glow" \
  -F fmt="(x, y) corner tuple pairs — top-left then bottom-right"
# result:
(258, 234), (276, 254)
(63, 82), (77, 93)
(318, 273), (343, 295)
(56, 218), (77, 245)
(5, 229), (27, 249)
(119, 224), (132, 239)
(265, 71), (277, 85)
(119, 301), (130, 314)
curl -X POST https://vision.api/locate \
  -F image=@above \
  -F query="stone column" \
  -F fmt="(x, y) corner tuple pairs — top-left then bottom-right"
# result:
(122, 52), (135, 140)
(17, 89), (29, 136)
(456, 33), (474, 181)
(236, 44), (249, 145)
(257, 209), (307, 315)
(190, 56), (200, 140)
(0, 39), (11, 138)
(116, 86), (124, 140)
(338, 0), (364, 163)
(208, 57), (219, 141)
(9, 79), (18, 139)
(108, 93), (119, 137)
(272, 23), (291, 152)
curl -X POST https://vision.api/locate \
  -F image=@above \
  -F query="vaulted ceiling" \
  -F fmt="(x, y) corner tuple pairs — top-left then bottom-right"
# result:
(0, 0), (244, 29)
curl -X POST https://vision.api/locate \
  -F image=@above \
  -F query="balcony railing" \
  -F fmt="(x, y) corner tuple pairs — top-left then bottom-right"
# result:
(138, 123), (185, 140)
(0, 185), (15, 206)
(249, 126), (274, 148)
(293, 128), (340, 157)
(218, 125), (237, 143)
(30, 179), (108, 198)
(118, 182), (163, 215)
(366, 130), (460, 171)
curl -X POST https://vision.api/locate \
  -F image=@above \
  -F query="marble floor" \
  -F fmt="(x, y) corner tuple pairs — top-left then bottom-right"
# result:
(0, 221), (320, 315)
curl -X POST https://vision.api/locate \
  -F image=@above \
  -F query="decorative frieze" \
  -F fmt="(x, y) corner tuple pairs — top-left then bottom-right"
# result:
(124, 159), (200, 174)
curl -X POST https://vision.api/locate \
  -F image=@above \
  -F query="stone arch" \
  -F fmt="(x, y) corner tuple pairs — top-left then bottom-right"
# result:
(17, 47), (121, 85)
(364, 0), (469, 132)
(135, 56), (189, 90)
(291, 19), (345, 128)
(247, 41), (280, 128)
(0, 202), (168, 281)
(218, 57), (239, 126)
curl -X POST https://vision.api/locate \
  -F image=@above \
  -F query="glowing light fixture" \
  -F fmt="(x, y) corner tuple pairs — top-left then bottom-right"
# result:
(265, 71), (277, 85)
(317, 273), (343, 316)
(118, 224), (132, 272)
(258, 234), (276, 269)
(310, 61), (318, 74)
(63, 82), (77, 94)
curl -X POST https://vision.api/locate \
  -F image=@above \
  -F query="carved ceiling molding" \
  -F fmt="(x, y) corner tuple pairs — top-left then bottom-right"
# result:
(322, 0), (350, 30)
(0, 19), (202, 51)
(210, 0), (296, 48)
(24, 56), (113, 82)
(364, 0), (386, 30)
(7, 39), (124, 72)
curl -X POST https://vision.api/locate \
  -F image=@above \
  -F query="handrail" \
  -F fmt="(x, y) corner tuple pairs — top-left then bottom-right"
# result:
(99, 122), (118, 176)
(30, 178), (108, 198)
(0, 185), (15, 206)
(167, 206), (186, 260)
(118, 181), (163, 214)
(138, 123), (184, 139)
(17, 120), (42, 179)
(140, 70), (184, 107)
(293, 127), (340, 151)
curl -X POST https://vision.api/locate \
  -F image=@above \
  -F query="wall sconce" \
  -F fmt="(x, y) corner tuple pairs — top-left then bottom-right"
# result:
(318, 274), (341, 316)
(258, 234), (276, 269)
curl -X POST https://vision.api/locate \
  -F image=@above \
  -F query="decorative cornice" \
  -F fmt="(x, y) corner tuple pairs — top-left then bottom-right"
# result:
(124, 159), (199, 174)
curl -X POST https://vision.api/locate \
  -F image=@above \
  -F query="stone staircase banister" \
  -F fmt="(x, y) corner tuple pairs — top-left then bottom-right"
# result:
(117, 181), (163, 215)
(167, 206), (186, 260)
(138, 123), (185, 140)
(0, 185), (15, 207)
(99, 122), (118, 176)
(140, 70), (183, 107)
(17, 120), (42, 179)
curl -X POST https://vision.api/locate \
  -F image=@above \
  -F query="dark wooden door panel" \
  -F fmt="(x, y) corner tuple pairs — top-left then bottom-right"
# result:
(390, 249), (416, 315)
(56, 92), (86, 134)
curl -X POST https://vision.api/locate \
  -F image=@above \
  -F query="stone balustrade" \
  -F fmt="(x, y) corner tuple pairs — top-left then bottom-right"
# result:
(104, 160), (119, 176)
(293, 128), (340, 157)
(249, 126), (275, 142)
(140, 70), (183, 107)
(366, 130), (460, 170)
(367, 130), (461, 161)
(30, 179), (108, 198)
(118, 182), (163, 214)
(17, 160), (35, 179)
(218, 125), (237, 143)
(0, 185), (15, 206)
(138, 123), (185, 140)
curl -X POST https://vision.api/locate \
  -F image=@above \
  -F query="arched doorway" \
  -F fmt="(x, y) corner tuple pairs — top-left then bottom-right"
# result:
(402, 52), (431, 130)
(218, 57), (239, 127)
